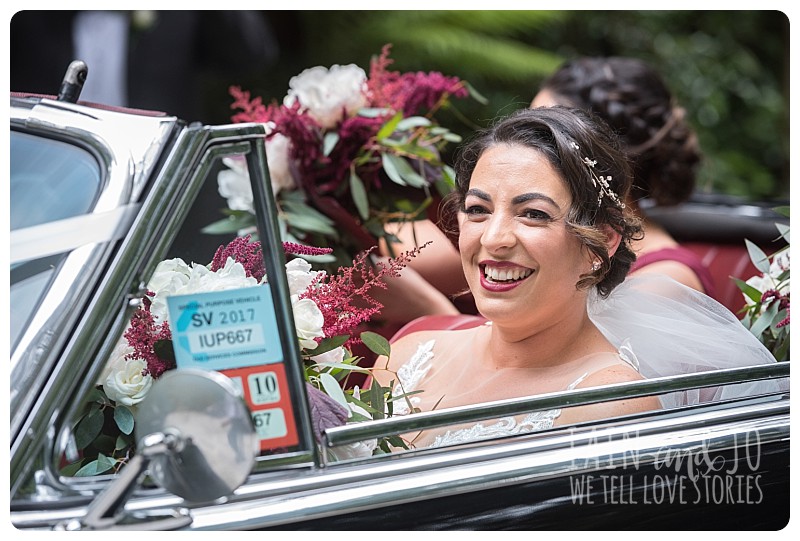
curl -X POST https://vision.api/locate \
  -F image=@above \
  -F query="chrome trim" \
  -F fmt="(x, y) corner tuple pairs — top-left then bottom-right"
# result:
(9, 120), (280, 498)
(323, 362), (789, 447)
(10, 398), (789, 530)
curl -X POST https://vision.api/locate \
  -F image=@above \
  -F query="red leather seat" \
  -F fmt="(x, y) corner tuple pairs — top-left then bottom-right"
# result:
(390, 314), (488, 342)
(682, 242), (760, 316)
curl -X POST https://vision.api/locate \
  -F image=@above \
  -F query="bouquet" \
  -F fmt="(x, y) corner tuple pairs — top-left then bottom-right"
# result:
(64, 236), (423, 477)
(204, 44), (483, 268)
(735, 207), (790, 361)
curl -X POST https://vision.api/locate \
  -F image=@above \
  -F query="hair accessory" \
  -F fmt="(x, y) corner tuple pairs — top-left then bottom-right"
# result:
(569, 141), (625, 209)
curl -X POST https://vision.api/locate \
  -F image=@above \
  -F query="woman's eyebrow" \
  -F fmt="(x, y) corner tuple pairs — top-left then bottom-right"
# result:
(512, 192), (560, 210)
(465, 188), (491, 201)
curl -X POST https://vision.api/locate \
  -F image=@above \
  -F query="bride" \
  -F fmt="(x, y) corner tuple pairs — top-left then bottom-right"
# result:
(371, 107), (780, 450)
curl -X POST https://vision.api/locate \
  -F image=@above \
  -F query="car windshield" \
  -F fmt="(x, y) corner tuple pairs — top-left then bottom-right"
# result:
(10, 130), (103, 347)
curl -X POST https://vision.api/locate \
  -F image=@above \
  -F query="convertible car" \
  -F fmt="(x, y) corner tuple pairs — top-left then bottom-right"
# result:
(9, 62), (790, 531)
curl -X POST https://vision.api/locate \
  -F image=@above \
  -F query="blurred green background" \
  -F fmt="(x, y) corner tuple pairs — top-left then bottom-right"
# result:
(12, 10), (788, 202)
(212, 10), (788, 203)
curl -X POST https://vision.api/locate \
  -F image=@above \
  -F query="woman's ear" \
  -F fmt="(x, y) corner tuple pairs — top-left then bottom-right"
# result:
(601, 224), (622, 257)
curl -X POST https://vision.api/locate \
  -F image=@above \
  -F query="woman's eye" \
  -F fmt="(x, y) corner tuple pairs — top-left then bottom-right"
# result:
(522, 208), (552, 221)
(464, 205), (489, 216)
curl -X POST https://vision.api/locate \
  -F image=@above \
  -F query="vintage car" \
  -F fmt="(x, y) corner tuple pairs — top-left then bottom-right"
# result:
(10, 62), (790, 531)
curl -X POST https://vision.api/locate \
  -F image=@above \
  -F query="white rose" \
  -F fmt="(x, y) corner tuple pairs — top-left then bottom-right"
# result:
(283, 64), (368, 129)
(292, 297), (325, 350)
(217, 128), (296, 209)
(218, 156), (254, 213)
(103, 357), (153, 407)
(285, 258), (325, 298)
(146, 258), (192, 321)
(177, 258), (259, 295)
(264, 128), (295, 194)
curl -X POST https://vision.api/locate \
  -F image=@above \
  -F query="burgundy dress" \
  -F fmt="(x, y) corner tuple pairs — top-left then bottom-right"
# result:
(629, 246), (717, 299)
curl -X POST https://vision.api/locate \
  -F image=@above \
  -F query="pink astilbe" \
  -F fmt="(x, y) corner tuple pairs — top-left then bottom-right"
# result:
(282, 241), (334, 257)
(368, 44), (468, 116)
(300, 244), (429, 348)
(211, 235), (265, 281)
(124, 295), (174, 379)
(229, 86), (272, 124)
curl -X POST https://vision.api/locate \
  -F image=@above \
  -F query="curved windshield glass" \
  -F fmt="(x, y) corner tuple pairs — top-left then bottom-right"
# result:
(10, 130), (102, 230)
(10, 130), (103, 348)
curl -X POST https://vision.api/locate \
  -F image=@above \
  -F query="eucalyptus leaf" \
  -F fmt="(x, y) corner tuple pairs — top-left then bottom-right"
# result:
(750, 301), (779, 338)
(313, 361), (372, 375)
(733, 277), (763, 304)
(281, 199), (336, 225)
(381, 152), (407, 186)
(74, 408), (105, 449)
(745, 240), (770, 273)
(323, 132), (340, 156)
(376, 111), (404, 141)
(361, 331), (391, 357)
(358, 107), (392, 118)
(201, 213), (255, 235)
(309, 335), (350, 356)
(464, 80), (489, 104)
(370, 377), (385, 420)
(382, 153), (427, 188)
(74, 454), (116, 477)
(396, 116), (432, 131)
(319, 372), (349, 411)
(775, 223), (790, 244)
(284, 212), (338, 236)
(349, 171), (370, 220)
(114, 405), (135, 435)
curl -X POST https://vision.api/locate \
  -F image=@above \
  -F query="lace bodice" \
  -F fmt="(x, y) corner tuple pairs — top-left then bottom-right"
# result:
(391, 338), (639, 449)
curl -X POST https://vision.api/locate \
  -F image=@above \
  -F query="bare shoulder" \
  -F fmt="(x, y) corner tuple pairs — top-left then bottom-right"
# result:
(557, 361), (661, 425)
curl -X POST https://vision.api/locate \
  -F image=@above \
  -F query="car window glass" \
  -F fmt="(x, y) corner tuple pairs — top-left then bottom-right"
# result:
(10, 131), (104, 349)
(10, 131), (102, 230)
(57, 150), (310, 480)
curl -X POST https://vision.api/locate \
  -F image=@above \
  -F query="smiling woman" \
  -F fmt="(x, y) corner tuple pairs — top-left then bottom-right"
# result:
(371, 107), (781, 450)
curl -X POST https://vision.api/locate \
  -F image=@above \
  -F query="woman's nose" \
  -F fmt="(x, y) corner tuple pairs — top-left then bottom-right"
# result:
(481, 214), (516, 251)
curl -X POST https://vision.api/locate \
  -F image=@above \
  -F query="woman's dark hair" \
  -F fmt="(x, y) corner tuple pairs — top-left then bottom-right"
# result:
(538, 56), (701, 206)
(445, 106), (643, 297)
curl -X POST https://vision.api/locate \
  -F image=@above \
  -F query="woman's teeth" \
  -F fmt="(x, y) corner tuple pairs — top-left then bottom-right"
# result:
(483, 266), (533, 283)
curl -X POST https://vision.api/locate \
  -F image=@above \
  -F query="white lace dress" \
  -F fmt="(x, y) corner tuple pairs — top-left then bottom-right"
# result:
(391, 339), (640, 449)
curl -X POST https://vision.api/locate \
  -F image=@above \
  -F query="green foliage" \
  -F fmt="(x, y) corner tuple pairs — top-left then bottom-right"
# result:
(735, 210), (790, 361)
(275, 10), (787, 200)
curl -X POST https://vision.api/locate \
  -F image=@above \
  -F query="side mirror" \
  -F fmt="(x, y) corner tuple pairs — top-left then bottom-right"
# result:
(62, 369), (258, 531)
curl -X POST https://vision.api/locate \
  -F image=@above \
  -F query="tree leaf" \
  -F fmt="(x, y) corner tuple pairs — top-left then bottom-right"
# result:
(349, 171), (370, 221)
(381, 152), (407, 186)
(360, 331), (391, 357)
(114, 405), (135, 435)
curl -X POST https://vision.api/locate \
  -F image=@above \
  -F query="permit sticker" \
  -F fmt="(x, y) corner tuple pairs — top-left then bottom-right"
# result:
(166, 284), (300, 450)
(166, 285), (283, 370)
